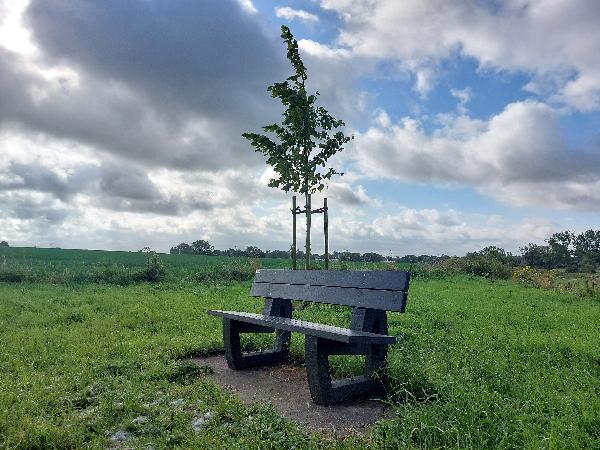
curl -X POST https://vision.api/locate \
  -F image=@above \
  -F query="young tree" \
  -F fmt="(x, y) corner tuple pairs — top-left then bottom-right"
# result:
(243, 26), (352, 269)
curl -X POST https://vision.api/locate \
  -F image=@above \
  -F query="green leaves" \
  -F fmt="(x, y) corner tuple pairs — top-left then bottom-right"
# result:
(242, 25), (352, 194)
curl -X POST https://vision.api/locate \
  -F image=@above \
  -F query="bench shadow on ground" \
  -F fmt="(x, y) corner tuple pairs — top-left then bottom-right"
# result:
(187, 354), (438, 436)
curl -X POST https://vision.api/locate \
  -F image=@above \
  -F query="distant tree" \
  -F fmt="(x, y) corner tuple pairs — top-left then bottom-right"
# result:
(520, 243), (552, 268)
(265, 249), (289, 259)
(330, 251), (342, 261)
(245, 246), (265, 259)
(573, 229), (600, 272)
(401, 254), (418, 263)
(469, 246), (516, 265)
(242, 25), (352, 269)
(139, 246), (151, 253)
(221, 248), (244, 257)
(191, 239), (214, 255)
(0, 241), (8, 247)
(547, 231), (575, 269)
(339, 251), (361, 262)
(170, 242), (194, 255)
(362, 252), (384, 263)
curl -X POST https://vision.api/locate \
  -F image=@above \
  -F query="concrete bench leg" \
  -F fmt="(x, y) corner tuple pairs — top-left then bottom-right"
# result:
(304, 336), (387, 406)
(223, 298), (291, 370)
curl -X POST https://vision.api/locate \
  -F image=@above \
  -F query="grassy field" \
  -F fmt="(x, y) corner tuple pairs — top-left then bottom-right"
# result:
(0, 248), (599, 449)
(0, 247), (289, 284)
(0, 247), (402, 284)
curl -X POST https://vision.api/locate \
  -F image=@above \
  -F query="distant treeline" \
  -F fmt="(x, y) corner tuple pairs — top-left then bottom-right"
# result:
(169, 240), (409, 262)
(170, 228), (600, 273)
(521, 230), (600, 273)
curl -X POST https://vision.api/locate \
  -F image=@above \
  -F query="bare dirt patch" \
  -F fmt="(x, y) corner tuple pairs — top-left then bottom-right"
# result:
(189, 355), (393, 435)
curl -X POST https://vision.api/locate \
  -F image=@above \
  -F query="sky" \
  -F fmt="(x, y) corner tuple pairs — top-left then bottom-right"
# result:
(0, 0), (599, 256)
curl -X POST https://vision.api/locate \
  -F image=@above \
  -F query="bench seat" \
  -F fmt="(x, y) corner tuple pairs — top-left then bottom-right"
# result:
(208, 310), (397, 345)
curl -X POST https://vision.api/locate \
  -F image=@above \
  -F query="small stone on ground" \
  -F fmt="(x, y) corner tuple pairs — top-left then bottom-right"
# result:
(191, 411), (214, 432)
(132, 415), (148, 425)
(108, 429), (134, 444)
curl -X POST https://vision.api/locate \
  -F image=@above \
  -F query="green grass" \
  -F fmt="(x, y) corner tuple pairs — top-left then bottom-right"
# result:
(0, 248), (599, 449)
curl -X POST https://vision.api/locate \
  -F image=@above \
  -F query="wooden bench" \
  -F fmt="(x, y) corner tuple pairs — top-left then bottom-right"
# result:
(207, 269), (409, 405)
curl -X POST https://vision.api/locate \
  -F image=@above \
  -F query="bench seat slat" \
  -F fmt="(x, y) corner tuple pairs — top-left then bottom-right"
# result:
(250, 283), (406, 312)
(254, 269), (409, 291)
(207, 310), (397, 345)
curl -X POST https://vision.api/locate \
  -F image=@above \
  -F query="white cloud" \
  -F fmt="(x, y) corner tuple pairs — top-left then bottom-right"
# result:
(450, 87), (472, 114)
(298, 39), (350, 60)
(275, 6), (319, 23)
(0, 0), (36, 55)
(237, 0), (258, 14)
(327, 206), (561, 255)
(351, 100), (600, 211)
(294, 39), (373, 123)
(320, 0), (600, 111)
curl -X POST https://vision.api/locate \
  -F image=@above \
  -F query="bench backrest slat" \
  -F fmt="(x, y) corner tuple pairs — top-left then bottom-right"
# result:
(251, 269), (409, 312)
(253, 269), (409, 291)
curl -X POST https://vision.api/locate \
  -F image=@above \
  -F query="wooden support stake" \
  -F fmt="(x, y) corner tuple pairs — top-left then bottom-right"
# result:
(292, 195), (297, 270)
(305, 194), (311, 270)
(324, 198), (329, 269)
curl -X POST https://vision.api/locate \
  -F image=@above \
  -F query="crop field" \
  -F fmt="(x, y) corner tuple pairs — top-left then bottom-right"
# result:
(0, 248), (599, 449)
(0, 247), (289, 284)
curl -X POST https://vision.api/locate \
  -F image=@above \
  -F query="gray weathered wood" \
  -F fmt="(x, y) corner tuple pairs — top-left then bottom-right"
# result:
(250, 283), (407, 312)
(305, 336), (384, 405)
(207, 310), (397, 344)
(292, 195), (297, 270)
(324, 198), (329, 270)
(253, 269), (409, 292)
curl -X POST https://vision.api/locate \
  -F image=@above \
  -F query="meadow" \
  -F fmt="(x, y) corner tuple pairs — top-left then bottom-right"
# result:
(0, 247), (599, 449)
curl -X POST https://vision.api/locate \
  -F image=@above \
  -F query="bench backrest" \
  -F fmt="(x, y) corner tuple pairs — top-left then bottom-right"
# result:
(250, 269), (409, 312)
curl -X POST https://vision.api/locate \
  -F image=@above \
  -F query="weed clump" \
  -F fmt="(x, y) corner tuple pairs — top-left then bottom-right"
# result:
(512, 265), (600, 299)
(195, 259), (260, 285)
(137, 252), (166, 283)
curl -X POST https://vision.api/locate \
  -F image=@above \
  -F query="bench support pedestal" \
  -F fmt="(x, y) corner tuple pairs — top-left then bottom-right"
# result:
(224, 298), (291, 370)
(305, 308), (389, 406)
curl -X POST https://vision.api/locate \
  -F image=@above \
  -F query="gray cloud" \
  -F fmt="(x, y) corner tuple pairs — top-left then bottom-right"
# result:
(326, 182), (375, 206)
(96, 163), (180, 215)
(0, 161), (78, 200)
(26, 0), (285, 121)
(0, 158), (230, 216)
(0, 1), (290, 173)
(0, 192), (70, 224)
(0, 0), (301, 225)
